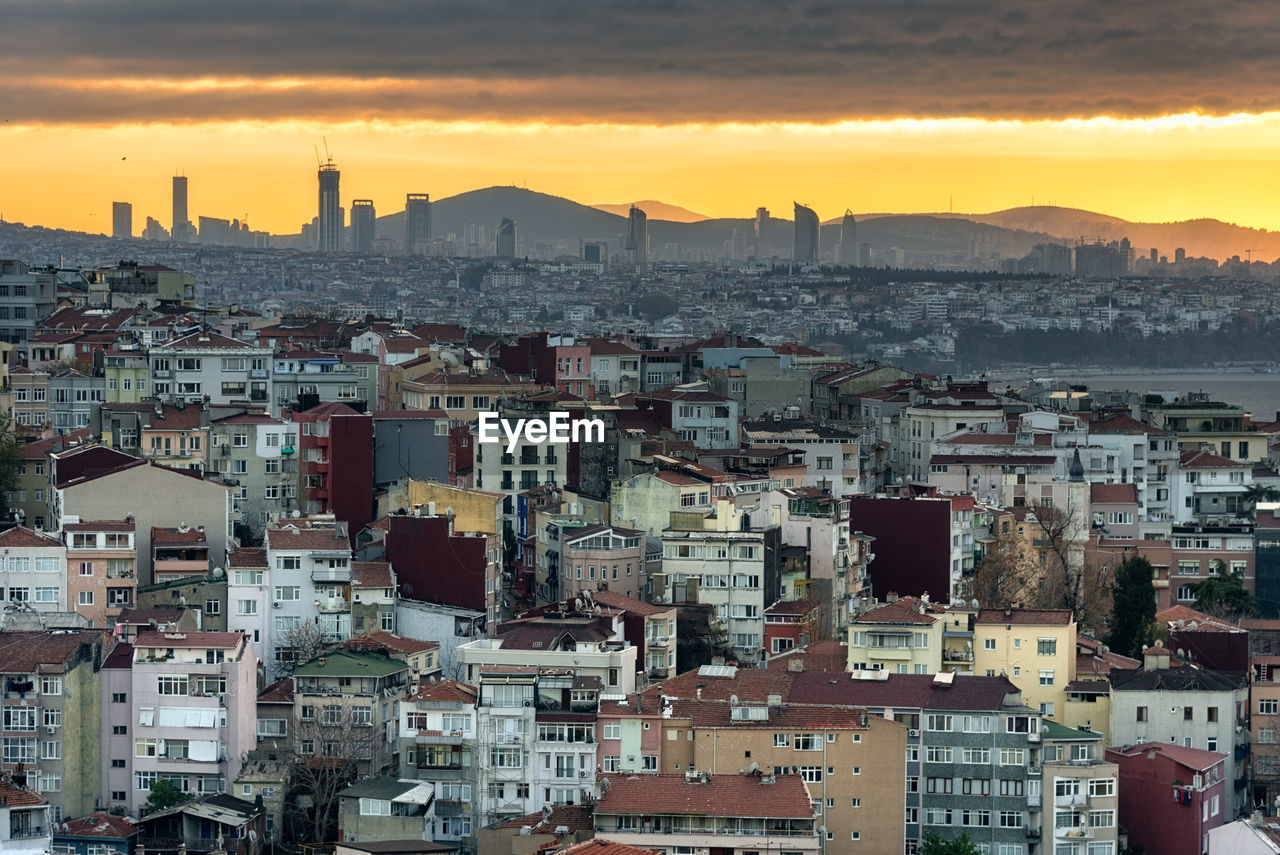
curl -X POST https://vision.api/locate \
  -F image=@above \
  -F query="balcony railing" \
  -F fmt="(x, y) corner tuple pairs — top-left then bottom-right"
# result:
(10, 828), (47, 839)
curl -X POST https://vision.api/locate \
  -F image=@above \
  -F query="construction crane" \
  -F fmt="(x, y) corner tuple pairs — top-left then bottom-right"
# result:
(1246, 249), (1262, 263)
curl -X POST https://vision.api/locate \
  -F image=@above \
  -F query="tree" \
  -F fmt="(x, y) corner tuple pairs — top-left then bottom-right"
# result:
(919, 832), (980, 855)
(1024, 499), (1111, 635)
(956, 528), (1037, 609)
(1243, 484), (1280, 518)
(273, 620), (332, 679)
(1108, 556), (1157, 659)
(1192, 561), (1257, 622)
(144, 779), (190, 815)
(0, 412), (22, 520)
(286, 706), (388, 842)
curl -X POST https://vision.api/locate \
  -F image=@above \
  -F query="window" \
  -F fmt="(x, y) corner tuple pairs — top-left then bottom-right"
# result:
(1088, 778), (1115, 798)
(1037, 638), (1056, 655)
(360, 799), (392, 816)
(40, 676), (62, 696)
(798, 766), (823, 783)
(233, 570), (263, 586)
(983, 638), (996, 650)
(1039, 670), (1055, 686)
(237, 599), (258, 615)
(157, 676), (188, 695)
(603, 722), (621, 740)
(1263, 700), (1279, 715)
(925, 746), (953, 763)
(1000, 748), (1025, 766)
(274, 586), (300, 601)
(205, 599), (221, 616)
(1136, 706), (1148, 722)
(962, 748), (991, 764)
(926, 714), (953, 731)
(78, 591), (93, 606)
(40, 740), (61, 760)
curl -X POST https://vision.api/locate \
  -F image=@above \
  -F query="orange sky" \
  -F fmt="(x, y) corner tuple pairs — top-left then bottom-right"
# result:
(5, 112), (1280, 236)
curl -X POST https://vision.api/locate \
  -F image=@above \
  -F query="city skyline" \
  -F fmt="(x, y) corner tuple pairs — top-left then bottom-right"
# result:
(3, 2), (1280, 235)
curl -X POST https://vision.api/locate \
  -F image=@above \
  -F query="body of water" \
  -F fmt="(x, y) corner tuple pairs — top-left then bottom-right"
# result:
(989, 369), (1280, 419)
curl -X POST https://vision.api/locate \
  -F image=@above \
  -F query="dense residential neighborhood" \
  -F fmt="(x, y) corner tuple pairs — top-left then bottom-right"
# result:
(2, 244), (1280, 855)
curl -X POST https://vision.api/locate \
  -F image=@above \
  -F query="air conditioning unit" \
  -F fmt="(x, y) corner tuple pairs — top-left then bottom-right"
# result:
(46, 726), (55, 734)
(273, 602), (282, 609)
(579, 770), (588, 778)
(908, 729), (920, 738)
(523, 699), (532, 707)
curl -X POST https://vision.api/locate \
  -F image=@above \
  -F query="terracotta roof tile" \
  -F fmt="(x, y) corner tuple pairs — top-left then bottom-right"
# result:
(975, 608), (1073, 626)
(0, 630), (110, 673)
(55, 813), (139, 840)
(358, 630), (439, 655)
(595, 773), (813, 819)
(0, 526), (64, 548)
(0, 775), (48, 807)
(852, 598), (937, 626)
(258, 678), (295, 704)
(134, 631), (246, 649)
(1091, 483), (1138, 504)
(351, 561), (394, 588)
(406, 679), (476, 704)
(228, 548), (268, 568)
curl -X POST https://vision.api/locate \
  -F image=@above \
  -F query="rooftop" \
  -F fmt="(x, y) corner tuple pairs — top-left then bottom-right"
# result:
(595, 773), (813, 819)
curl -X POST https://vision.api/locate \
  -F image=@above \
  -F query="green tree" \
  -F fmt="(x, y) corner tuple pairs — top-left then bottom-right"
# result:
(1192, 561), (1257, 622)
(144, 779), (189, 815)
(1108, 555), (1157, 659)
(919, 832), (980, 855)
(1243, 484), (1280, 518)
(0, 412), (21, 519)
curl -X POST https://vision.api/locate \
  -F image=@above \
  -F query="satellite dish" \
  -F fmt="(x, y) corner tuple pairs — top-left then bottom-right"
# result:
(730, 694), (739, 705)
(971, 598), (980, 609)
(292, 510), (302, 518)
(211, 567), (225, 579)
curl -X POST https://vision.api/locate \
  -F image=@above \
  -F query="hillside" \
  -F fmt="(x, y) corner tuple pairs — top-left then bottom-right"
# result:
(591, 200), (709, 222)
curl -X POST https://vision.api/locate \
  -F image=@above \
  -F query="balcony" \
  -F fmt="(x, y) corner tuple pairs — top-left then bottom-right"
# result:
(312, 568), (351, 583)
(1055, 827), (1093, 840)
(250, 369), (268, 379)
(317, 598), (349, 612)
(435, 800), (468, 817)
(10, 828), (47, 840)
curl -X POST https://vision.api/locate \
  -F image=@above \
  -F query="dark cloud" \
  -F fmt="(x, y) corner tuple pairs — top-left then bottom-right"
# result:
(2, 0), (1279, 124)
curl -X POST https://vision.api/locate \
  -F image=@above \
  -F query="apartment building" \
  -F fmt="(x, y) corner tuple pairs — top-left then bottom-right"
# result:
(0, 775), (51, 855)
(94, 402), (208, 472)
(207, 413), (300, 537)
(229, 521), (352, 670)
(0, 527), (68, 617)
(473, 407), (571, 516)
(593, 772), (820, 855)
(1250, 655), (1280, 809)
(657, 500), (781, 663)
(0, 630), (109, 820)
(847, 597), (943, 674)
(473, 665), (538, 828)
(554, 524), (645, 602)
(150, 332), (272, 407)
(1171, 450), (1252, 523)
(122, 631), (258, 817)
(588, 589), (678, 681)
(63, 520), (137, 628)
(666, 699), (907, 854)
(1109, 646), (1249, 813)
(272, 350), (377, 410)
(399, 679), (477, 847)
(972, 608), (1077, 720)
(1107, 743), (1229, 855)
(0, 260), (58, 345)
(291, 650), (409, 779)
(742, 419), (864, 498)
(1168, 523), (1255, 609)
(1039, 721), (1119, 854)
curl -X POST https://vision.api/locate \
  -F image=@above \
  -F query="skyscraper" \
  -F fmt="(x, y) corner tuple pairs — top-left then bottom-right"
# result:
(171, 175), (192, 242)
(317, 158), (342, 253)
(496, 218), (518, 259)
(112, 202), (132, 239)
(404, 193), (431, 255)
(793, 202), (819, 264)
(351, 199), (376, 254)
(837, 209), (857, 265)
(753, 206), (769, 259)
(626, 205), (648, 274)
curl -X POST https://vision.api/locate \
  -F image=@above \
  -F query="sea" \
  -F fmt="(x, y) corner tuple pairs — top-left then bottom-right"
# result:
(986, 369), (1280, 419)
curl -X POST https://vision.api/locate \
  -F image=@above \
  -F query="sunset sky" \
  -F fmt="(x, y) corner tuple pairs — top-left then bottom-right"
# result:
(3, 0), (1280, 235)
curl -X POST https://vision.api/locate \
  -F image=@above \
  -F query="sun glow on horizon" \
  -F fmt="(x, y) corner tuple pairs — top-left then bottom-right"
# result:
(4, 110), (1280, 236)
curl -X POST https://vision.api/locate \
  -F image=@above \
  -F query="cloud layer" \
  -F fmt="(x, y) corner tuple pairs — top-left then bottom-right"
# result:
(3, 0), (1278, 124)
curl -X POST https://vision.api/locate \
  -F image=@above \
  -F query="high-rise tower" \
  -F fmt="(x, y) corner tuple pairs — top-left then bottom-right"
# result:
(317, 156), (342, 253)
(753, 206), (769, 260)
(404, 193), (431, 255)
(351, 199), (376, 254)
(837, 209), (857, 265)
(112, 202), (132, 239)
(496, 218), (518, 259)
(626, 205), (648, 275)
(793, 202), (819, 265)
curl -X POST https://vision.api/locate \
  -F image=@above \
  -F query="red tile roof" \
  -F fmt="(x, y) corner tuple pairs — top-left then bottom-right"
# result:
(152, 526), (207, 545)
(1091, 483), (1138, 504)
(55, 812), (138, 839)
(0, 630), (110, 673)
(589, 589), (673, 617)
(406, 680), (477, 704)
(228, 548), (268, 568)
(134, 631), (245, 649)
(258, 678), (295, 704)
(0, 775), (48, 807)
(1180, 450), (1243, 469)
(17, 429), (92, 460)
(558, 841), (655, 855)
(160, 331), (253, 350)
(265, 524), (351, 551)
(765, 640), (851, 672)
(63, 520), (135, 532)
(1108, 742), (1227, 771)
(975, 608), (1073, 626)
(0, 526), (63, 547)
(851, 598), (937, 626)
(596, 773), (813, 819)
(351, 561), (394, 588)
(358, 630), (438, 655)
(493, 804), (594, 832)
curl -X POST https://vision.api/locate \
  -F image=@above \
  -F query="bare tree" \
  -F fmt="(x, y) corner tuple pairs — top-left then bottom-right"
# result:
(437, 642), (465, 682)
(273, 621), (331, 679)
(956, 528), (1038, 609)
(1024, 498), (1111, 635)
(285, 708), (387, 843)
